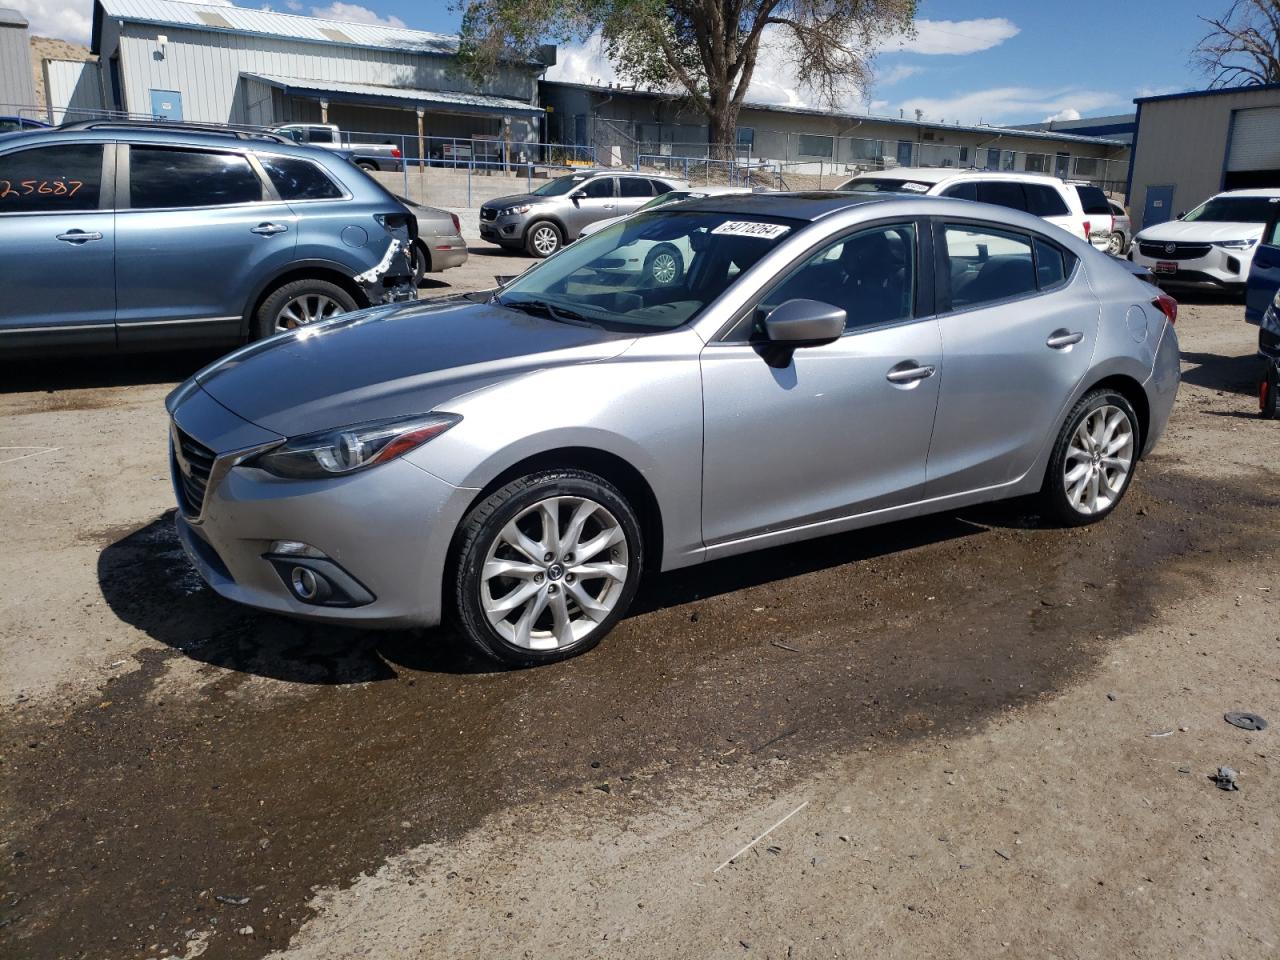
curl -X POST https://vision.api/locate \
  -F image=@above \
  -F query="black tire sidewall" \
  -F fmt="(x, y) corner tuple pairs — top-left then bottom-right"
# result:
(451, 470), (644, 666)
(524, 221), (561, 258)
(412, 244), (428, 286)
(254, 279), (358, 340)
(1042, 389), (1139, 527)
(1263, 362), (1280, 419)
(644, 243), (684, 285)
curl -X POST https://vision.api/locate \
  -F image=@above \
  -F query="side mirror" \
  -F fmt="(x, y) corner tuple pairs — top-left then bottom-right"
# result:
(1175, 211), (1185, 219)
(758, 299), (845, 368)
(569, 190), (587, 200)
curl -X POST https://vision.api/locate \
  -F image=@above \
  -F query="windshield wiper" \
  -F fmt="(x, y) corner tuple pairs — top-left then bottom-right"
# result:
(499, 297), (602, 328)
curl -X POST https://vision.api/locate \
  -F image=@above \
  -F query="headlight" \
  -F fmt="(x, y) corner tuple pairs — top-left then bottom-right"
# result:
(1272, 287), (1280, 308)
(253, 413), (461, 479)
(502, 204), (532, 217)
(1213, 239), (1257, 249)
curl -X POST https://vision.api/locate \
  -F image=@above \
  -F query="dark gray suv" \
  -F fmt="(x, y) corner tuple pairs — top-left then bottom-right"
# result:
(0, 121), (415, 355)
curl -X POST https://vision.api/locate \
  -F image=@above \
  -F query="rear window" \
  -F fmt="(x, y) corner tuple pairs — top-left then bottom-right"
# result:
(130, 146), (262, 208)
(1025, 183), (1070, 217)
(840, 177), (932, 194)
(1074, 185), (1112, 215)
(258, 154), (343, 200)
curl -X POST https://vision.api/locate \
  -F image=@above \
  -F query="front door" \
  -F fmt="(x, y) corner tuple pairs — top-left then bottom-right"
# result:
(149, 89), (183, 121)
(701, 221), (941, 548)
(926, 222), (1100, 498)
(115, 144), (296, 347)
(0, 141), (115, 351)
(562, 176), (616, 239)
(1143, 184), (1175, 228)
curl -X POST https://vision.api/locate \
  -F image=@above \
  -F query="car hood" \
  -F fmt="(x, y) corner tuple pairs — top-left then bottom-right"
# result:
(194, 298), (635, 437)
(481, 193), (549, 210)
(1136, 220), (1266, 243)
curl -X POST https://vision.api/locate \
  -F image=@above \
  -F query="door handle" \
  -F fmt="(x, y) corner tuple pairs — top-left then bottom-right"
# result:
(885, 362), (936, 385)
(1046, 329), (1084, 349)
(250, 222), (289, 236)
(55, 230), (103, 244)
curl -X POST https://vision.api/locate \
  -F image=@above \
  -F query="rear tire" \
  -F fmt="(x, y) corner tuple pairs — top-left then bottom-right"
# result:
(254, 279), (358, 340)
(1106, 231), (1126, 257)
(411, 243), (429, 286)
(524, 221), (562, 258)
(1039, 389), (1140, 527)
(356, 160), (377, 172)
(450, 469), (644, 667)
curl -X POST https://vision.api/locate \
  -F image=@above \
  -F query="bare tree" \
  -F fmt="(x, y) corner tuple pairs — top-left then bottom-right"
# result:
(456, 0), (917, 156)
(1193, 0), (1280, 87)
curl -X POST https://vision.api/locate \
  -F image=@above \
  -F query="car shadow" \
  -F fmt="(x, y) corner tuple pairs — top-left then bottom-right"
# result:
(1181, 350), (1262, 395)
(0, 351), (224, 394)
(98, 502), (1022, 685)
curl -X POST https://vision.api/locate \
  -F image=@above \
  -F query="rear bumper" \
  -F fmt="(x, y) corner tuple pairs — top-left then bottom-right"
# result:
(424, 236), (469, 271)
(1142, 319), (1181, 457)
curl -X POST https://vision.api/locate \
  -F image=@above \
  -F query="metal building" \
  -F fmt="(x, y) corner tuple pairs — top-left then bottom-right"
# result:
(1128, 84), (1280, 232)
(87, 0), (552, 156)
(0, 7), (36, 112)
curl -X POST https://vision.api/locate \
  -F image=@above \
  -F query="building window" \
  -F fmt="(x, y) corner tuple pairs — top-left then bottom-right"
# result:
(736, 127), (754, 148)
(1074, 156), (1102, 178)
(1024, 153), (1049, 173)
(985, 147), (1001, 170)
(959, 146), (970, 164)
(1054, 152), (1070, 178)
(798, 134), (834, 159)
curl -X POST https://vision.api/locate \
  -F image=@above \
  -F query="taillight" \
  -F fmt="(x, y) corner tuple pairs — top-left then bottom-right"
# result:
(1152, 293), (1178, 324)
(1083, 220), (1091, 241)
(450, 212), (461, 234)
(391, 147), (402, 159)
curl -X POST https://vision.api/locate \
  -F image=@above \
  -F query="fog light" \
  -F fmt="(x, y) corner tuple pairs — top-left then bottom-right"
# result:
(1227, 256), (1241, 273)
(290, 566), (331, 602)
(270, 540), (325, 558)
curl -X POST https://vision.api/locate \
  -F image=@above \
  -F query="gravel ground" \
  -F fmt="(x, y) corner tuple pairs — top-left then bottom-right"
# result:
(0, 264), (1276, 959)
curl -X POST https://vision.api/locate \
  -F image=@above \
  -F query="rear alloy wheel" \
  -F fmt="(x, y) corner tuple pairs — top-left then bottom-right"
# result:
(525, 221), (562, 258)
(254, 279), (358, 339)
(451, 470), (643, 666)
(644, 243), (684, 286)
(1106, 232), (1126, 257)
(1041, 389), (1139, 526)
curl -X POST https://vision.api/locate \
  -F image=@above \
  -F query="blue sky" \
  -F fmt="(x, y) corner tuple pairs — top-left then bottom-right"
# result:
(29, 0), (1217, 124)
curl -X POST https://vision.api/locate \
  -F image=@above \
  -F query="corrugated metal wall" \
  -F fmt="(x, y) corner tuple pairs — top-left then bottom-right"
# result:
(112, 24), (540, 125)
(43, 59), (105, 121)
(0, 19), (36, 110)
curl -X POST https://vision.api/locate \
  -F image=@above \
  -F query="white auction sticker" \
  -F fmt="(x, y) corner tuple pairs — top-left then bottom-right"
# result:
(710, 220), (792, 240)
(899, 181), (930, 193)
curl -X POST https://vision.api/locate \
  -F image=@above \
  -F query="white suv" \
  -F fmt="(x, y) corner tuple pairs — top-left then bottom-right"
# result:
(1130, 188), (1280, 293)
(837, 168), (1097, 244)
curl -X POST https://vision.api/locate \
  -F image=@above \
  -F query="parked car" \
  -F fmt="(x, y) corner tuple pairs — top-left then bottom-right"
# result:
(0, 121), (415, 355)
(0, 115), (51, 134)
(1070, 182), (1116, 251)
(1131, 188), (1280, 294)
(1106, 198), (1132, 257)
(166, 192), (1179, 667)
(271, 123), (403, 172)
(393, 194), (468, 284)
(1245, 207), (1280, 417)
(837, 168), (1099, 244)
(479, 170), (687, 258)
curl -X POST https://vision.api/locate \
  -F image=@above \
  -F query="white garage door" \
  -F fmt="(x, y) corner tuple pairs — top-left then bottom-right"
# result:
(1227, 106), (1280, 171)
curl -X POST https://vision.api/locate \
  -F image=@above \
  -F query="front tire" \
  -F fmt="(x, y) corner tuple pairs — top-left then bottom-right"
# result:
(644, 243), (684, 286)
(524, 221), (562, 258)
(1261, 361), (1279, 419)
(254, 279), (358, 340)
(450, 470), (644, 667)
(1040, 389), (1139, 526)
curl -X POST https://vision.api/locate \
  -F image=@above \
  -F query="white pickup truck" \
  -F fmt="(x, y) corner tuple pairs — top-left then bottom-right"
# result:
(271, 123), (404, 172)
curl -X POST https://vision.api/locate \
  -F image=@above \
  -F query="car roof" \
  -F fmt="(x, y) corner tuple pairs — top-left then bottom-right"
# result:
(0, 124), (344, 160)
(851, 166), (1069, 187)
(665, 191), (907, 221)
(1214, 188), (1280, 198)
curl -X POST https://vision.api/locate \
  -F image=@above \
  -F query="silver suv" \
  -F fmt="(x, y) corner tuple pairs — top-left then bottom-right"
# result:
(479, 170), (687, 257)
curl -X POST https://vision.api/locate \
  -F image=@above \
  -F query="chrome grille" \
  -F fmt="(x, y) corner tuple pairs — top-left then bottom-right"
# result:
(1138, 240), (1211, 261)
(171, 424), (215, 517)
(480, 207), (497, 221)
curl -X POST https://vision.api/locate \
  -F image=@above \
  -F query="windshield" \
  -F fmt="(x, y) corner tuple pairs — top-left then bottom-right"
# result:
(532, 173), (591, 196)
(639, 191), (691, 211)
(1183, 195), (1280, 224)
(496, 209), (802, 331)
(838, 177), (932, 194)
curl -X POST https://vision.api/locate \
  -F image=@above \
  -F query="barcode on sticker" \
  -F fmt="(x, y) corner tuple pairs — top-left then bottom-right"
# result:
(710, 221), (792, 240)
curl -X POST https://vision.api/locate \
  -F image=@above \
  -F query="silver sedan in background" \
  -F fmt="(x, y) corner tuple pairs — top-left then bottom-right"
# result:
(166, 193), (1180, 666)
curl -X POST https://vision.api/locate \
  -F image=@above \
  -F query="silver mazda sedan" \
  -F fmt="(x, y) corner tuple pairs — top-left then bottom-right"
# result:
(167, 193), (1180, 666)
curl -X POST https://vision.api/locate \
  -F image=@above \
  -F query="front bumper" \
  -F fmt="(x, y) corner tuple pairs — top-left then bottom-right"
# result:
(479, 210), (530, 247)
(170, 387), (477, 628)
(1131, 244), (1252, 289)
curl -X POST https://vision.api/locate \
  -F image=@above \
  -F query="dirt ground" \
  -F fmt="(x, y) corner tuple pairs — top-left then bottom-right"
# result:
(1, 248), (1277, 959)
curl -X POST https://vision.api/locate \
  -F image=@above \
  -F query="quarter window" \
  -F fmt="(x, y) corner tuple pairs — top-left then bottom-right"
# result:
(258, 155), (343, 200)
(0, 144), (103, 213)
(619, 177), (652, 198)
(1034, 237), (1069, 288)
(944, 224), (1036, 309)
(649, 179), (675, 195)
(758, 223), (916, 333)
(130, 147), (263, 208)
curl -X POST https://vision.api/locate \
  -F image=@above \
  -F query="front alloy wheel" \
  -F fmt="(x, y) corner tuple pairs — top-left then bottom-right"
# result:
(1041, 389), (1139, 525)
(452, 470), (643, 666)
(525, 222), (561, 258)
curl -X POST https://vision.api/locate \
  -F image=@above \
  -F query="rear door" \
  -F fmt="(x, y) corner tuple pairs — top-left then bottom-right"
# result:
(0, 140), (116, 352)
(1246, 212), (1280, 324)
(926, 220), (1099, 498)
(615, 175), (654, 216)
(114, 143), (297, 348)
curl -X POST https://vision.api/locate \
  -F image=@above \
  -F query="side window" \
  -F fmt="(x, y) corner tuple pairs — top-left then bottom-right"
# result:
(583, 177), (614, 199)
(975, 180), (1027, 211)
(258, 155), (343, 200)
(650, 179), (674, 195)
(307, 127), (335, 144)
(619, 177), (652, 198)
(941, 181), (977, 201)
(0, 144), (103, 213)
(130, 147), (263, 208)
(944, 224), (1036, 309)
(1034, 237), (1070, 288)
(1025, 184), (1070, 217)
(1267, 218), (1280, 246)
(758, 223), (916, 334)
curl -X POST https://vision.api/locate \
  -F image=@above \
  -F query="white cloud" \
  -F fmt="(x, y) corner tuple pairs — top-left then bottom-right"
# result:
(895, 18), (1019, 56)
(1043, 107), (1081, 123)
(544, 32), (620, 88)
(309, 2), (405, 27)
(19, 0), (94, 43)
(877, 64), (923, 86)
(286, 0), (303, 8)
(893, 86), (1122, 126)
